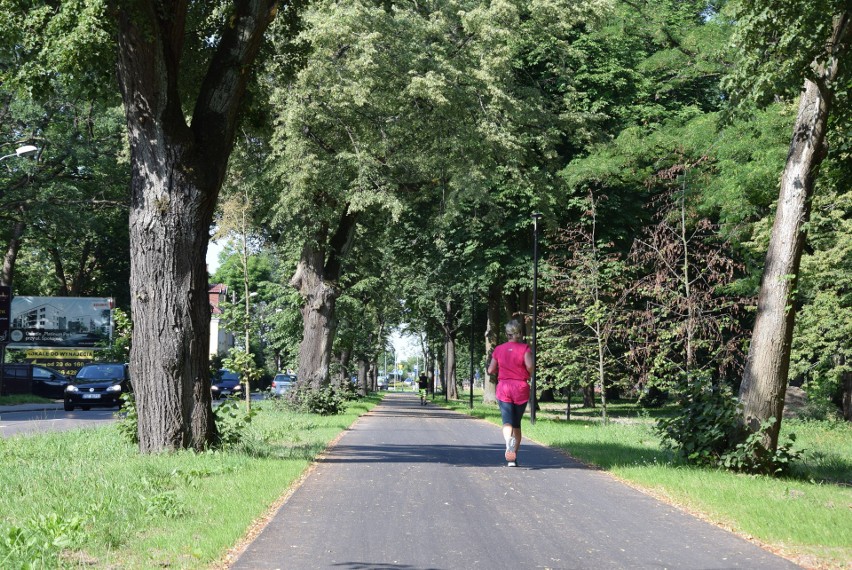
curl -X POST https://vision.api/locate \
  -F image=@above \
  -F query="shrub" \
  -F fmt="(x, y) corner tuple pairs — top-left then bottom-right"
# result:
(656, 377), (739, 466)
(114, 392), (138, 445)
(0, 513), (84, 568)
(213, 398), (256, 448)
(288, 385), (346, 415)
(722, 417), (802, 475)
(656, 376), (802, 475)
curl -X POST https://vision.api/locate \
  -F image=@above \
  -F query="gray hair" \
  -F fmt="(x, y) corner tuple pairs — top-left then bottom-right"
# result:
(505, 319), (524, 340)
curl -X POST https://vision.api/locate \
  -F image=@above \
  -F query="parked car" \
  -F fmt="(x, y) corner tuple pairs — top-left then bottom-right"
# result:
(270, 373), (294, 397)
(31, 365), (71, 399)
(64, 363), (131, 411)
(211, 369), (242, 399)
(0, 364), (69, 399)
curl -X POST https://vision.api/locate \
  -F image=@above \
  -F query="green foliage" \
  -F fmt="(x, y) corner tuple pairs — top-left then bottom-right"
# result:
(657, 378), (803, 475)
(213, 398), (257, 449)
(656, 377), (740, 466)
(114, 392), (138, 445)
(790, 184), (852, 411)
(222, 348), (263, 394)
(96, 307), (132, 363)
(722, 417), (802, 476)
(288, 385), (347, 415)
(722, 0), (850, 109)
(0, 512), (84, 569)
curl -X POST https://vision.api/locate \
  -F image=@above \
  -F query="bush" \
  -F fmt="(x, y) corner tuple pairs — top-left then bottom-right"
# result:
(656, 377), (739, 466)
(114, 392), (138, 445)
(722, 417), (802, 476)
(213, 398), (256, 448)
(656, 377), (802, 475)
(287, 385), (346, 415)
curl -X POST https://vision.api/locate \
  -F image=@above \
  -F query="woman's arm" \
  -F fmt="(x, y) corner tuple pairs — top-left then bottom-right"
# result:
(524, 350), (534, 373)
(486, 352), (497, 375)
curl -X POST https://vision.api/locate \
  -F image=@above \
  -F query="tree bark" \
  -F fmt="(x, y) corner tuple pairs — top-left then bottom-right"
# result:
(442, 299), (459, 399)
(582, 384), (595, 408)
(357, 358), (369, 396)
(114, 0), (279, 452)
(291, 210), (357, 389)
(337, 347), (351, 388)
(739, 11), (851, 450)
(1, 218), (25, 288)
(482, 284), (500, 404)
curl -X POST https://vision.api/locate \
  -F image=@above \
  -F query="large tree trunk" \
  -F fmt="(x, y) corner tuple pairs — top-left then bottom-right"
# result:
(291, 211), (357, 389)
(1, 218), (25, 288)
(482, 284), (500, 404)
(115, 0), (278, 453)
(357, 358), (369, 396)
(739, 11), (850, 451)
(442, 299), (459, 399)
(336, 347), (351, 388)
(369, 361), (377, 392)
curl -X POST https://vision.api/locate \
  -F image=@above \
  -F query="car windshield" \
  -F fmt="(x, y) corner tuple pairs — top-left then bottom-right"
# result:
(77, 364), (125, 380)
(219, 370), (239, 381)
(274, 375), (291, 382)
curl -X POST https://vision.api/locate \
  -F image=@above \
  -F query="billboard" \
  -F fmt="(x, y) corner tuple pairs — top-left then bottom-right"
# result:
(8, 297), (114, 349)
(22, 348), (98, 377)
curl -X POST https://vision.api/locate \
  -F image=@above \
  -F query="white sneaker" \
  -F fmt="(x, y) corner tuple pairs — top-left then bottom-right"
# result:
(505, 437), (517, 462)
(507, 461), (517, 467)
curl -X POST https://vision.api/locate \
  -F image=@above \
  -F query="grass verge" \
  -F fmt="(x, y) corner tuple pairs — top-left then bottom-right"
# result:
(0, 394), (381, 569)
(442, 397), (852, 570)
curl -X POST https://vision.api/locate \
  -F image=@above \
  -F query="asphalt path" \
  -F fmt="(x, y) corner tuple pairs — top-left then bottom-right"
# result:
(233, 392), (801, 570)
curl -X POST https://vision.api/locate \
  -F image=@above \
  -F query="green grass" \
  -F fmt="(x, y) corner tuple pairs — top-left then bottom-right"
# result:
(0, 394), (57, 406)
(0, 395), (381, 569)
(442, 397), (852, 570)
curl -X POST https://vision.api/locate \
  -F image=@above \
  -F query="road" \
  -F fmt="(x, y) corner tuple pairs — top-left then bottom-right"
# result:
(0, 394), (264, 438)
(233, 392), (801, 570)
(0, 406), (117, 437)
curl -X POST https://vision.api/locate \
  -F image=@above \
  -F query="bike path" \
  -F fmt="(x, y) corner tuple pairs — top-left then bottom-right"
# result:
(232, 392), (801, 570)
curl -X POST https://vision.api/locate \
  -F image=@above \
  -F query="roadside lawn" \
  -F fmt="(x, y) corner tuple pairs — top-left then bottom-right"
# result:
(442, 397), (852, 570)
(0, 395), (381, 569)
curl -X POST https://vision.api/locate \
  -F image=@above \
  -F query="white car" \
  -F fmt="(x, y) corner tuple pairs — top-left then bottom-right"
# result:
(271, 373), (294, 397)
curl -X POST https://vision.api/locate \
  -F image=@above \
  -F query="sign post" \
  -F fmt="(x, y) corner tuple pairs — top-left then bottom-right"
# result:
(0, 286), (11, 396)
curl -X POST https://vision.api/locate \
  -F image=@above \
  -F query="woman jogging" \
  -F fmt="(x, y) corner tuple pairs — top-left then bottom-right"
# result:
(486, 319), (534, 467)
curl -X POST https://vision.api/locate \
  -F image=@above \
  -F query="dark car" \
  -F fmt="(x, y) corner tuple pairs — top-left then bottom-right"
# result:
(211, 369), (242, 399)
(64, 363), (131, 411)
(31, 365), (70, 399)
(0, 363), (69, 399)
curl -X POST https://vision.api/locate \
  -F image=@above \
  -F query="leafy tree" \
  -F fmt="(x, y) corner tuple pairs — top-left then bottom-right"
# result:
(0, 84), (130, 302)
(539, 192), (628, 419)
(625, 176), (750, 398)
(723, 1), (852, 449)
(790, 182), (852, 419)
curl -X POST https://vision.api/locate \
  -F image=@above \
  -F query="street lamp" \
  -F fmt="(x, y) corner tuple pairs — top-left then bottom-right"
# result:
(0, 145), (38, 162)
(530, 212), (542, 425)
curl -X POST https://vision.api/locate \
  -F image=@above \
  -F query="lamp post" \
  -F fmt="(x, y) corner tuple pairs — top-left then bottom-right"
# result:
(469, 287), (475, 409)
(530, 212), (542, 425)
(0, 145), (38, 162)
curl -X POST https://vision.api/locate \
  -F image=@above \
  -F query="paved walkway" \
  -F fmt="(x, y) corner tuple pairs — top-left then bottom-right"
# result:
(232, 392), (801, 570)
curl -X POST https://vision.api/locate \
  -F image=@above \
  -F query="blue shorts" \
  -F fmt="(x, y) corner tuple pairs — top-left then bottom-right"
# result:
(498, 399), (527, 428)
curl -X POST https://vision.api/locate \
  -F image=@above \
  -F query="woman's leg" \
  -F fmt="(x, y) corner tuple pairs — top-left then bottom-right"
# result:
(498, 400), (517, 461)
(511, 402), (527, 456)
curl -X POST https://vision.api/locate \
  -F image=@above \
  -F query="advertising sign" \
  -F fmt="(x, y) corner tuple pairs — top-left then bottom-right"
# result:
(24, 348), (98, 377)
(9, 297), (113, 349)
(0, 286), (10, 343)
